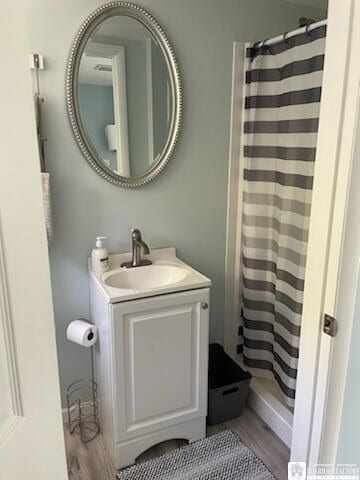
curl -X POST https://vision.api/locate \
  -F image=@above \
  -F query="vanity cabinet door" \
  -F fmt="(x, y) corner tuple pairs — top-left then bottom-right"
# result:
(111, 288), (209, 442)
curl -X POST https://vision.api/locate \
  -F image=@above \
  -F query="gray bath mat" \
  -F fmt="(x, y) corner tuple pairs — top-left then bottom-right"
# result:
(117, 430), (275, 479)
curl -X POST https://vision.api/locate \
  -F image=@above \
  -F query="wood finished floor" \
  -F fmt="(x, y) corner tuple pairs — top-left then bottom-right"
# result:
(64, 407), (289, 480)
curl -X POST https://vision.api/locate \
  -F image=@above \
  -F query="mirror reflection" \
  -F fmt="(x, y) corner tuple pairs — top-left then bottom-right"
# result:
(78, 15), (172, 178)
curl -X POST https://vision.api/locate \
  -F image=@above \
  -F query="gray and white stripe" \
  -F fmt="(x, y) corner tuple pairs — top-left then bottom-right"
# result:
(239, 23), (326, 406)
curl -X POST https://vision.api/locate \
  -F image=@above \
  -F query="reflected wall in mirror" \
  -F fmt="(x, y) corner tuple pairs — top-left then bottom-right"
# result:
(66, 3), (182, 187)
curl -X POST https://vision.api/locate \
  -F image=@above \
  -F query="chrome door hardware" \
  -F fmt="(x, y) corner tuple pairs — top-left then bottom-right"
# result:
(323, 314), (337, 337)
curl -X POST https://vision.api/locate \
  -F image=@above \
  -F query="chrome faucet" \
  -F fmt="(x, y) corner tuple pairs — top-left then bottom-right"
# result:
(121, 228), (152, 268)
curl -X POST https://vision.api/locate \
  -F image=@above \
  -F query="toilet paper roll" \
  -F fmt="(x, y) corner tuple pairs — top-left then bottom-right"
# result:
(66, 319), (98, 347)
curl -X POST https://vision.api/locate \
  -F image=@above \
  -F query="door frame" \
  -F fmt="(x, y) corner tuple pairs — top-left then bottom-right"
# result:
(224, 41), (246, 359)
(112, 47), (130, 177)
(0, 3), (68, 478)
(145, 38), (155, 166)
(292, 0), (358, 462)
(224, 0), (359, 463)
(306, 0), (360, 463)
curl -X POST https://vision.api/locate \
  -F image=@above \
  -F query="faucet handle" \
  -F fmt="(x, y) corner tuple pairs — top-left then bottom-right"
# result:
(121, 228), (152, 268)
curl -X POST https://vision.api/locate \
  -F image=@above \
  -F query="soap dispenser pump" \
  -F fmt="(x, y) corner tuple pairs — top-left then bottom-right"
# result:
(91, 236), (109, 277)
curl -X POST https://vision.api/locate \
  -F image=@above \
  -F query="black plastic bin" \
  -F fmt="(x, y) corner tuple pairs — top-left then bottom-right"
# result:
(207, 343), (252, 425)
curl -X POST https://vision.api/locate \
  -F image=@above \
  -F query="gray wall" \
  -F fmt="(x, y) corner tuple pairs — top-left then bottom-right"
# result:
(26, 0), (326, 402)
(336, 108), (360, 464)
(151, 39), (170, 159)
(337, 283), (360, 464)
(122, 38), (150, 176)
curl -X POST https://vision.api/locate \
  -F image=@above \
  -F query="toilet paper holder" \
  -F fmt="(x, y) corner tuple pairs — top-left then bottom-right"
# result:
(66, 341), (100, 443)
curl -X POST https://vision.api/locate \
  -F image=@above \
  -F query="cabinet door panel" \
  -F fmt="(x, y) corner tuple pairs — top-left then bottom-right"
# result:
(127, 305), (193, 421)
(112, 289), (209, 441)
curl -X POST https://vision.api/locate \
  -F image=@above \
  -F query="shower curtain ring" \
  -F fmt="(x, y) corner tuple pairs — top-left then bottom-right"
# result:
(283, 31), (290, 43)
(263, 38), (270, 50)
(305, 23), (312, 36)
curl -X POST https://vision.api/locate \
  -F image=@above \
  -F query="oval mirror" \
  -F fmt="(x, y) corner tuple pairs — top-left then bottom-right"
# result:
(66, 2), (182, 187)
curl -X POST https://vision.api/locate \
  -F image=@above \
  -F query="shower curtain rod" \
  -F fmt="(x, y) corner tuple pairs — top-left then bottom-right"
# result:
(255, 18), (327, 48)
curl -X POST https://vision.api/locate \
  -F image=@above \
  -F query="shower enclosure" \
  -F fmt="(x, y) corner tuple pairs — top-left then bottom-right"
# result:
(225, 19), (327, 447)
(240, 23), (326, 408)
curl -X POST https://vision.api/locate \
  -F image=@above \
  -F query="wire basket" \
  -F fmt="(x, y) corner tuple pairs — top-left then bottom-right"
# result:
(66, 347), (100, 443)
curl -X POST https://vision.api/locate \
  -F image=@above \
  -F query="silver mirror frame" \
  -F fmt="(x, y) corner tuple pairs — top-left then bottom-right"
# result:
(66, 2), (182, 188)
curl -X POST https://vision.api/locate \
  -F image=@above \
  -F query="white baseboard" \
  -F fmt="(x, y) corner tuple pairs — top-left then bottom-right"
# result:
(247, 378), (293, 447)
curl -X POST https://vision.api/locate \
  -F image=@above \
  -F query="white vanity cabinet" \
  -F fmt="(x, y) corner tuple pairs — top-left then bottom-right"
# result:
(89, 250), (211, 469)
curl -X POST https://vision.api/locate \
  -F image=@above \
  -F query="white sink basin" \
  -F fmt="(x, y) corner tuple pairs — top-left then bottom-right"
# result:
(92, 248), (211, 303)
(103, 264), (189, 290)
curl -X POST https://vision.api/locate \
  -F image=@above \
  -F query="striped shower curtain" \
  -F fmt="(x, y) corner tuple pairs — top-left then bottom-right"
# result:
(238, 24), (326, 406)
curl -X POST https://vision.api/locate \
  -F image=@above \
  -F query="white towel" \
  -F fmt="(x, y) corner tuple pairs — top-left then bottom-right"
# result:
(41, 172), (53, 244)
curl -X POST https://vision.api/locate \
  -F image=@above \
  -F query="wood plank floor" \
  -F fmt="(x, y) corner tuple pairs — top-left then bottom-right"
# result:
(64, 407), (289, 480)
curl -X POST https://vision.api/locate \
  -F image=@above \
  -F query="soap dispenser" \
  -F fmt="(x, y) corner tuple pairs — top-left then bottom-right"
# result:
(91, 236), (109, 277)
